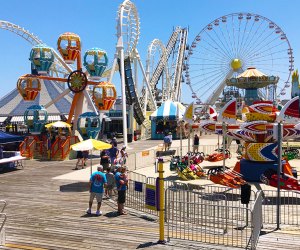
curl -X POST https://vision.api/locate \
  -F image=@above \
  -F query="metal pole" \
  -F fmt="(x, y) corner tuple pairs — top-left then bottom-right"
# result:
(157, 158), (166, 244)
(222, 122), (226, 171)
(276, 122), (282, 230)
(117, 8), (128, 147)
(188, 125), (191, 168)
(180, 122), (183, 158)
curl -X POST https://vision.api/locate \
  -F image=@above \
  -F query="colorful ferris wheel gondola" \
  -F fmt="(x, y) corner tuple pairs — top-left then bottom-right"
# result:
(57, 32), (81, 64)
(17, 74), (42, 101)
(29, 44), (54, 74)
(83, 48), (108, 81)
(77, 112), (101, 140)
(92, 82), (117, 111)
(24, 105), (48, 134)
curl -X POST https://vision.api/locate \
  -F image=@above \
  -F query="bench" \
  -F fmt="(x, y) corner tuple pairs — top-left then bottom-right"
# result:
(156, 150), (176, 157)
(0, 156), (27, 169)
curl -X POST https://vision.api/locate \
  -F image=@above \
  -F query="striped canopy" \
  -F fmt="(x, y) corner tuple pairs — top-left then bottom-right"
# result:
(150, 100), (186, 121)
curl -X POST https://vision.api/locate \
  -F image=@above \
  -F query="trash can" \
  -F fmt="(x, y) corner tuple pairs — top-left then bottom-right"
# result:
(127, 134), (133, 143)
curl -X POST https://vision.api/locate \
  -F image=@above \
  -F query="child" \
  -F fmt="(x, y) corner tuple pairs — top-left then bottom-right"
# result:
(105, 167), (115, 198)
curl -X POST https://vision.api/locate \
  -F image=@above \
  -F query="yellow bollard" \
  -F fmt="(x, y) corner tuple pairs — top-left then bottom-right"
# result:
(157, 158), (166, 244)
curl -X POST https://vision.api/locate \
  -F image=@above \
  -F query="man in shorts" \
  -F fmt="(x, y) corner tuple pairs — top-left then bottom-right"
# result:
(115, 166), (128, 215)
(86, 165), (107, 216)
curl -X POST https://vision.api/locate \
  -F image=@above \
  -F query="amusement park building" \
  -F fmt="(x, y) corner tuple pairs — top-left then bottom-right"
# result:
(0, 80), (74, 125)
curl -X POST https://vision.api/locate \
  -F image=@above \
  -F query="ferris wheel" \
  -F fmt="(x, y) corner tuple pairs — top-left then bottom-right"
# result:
(185, 13), (294, 106)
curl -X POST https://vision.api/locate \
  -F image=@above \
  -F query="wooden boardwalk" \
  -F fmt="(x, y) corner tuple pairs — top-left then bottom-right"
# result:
(0, 158), (299, 249)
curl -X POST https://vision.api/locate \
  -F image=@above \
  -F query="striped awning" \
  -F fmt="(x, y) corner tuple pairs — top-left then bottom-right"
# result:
(150, 100), (186, 121)
(10, 115), (61, 123)
(48, 115), (61, 122)
(0, 117), (7, 123)
(11, 116), (24, 122)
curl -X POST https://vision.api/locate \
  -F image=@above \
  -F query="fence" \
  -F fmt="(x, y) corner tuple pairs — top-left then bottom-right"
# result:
(262, 190), (300, 226)
(165, 188), (262, 249)
(125, 172), (263, 249)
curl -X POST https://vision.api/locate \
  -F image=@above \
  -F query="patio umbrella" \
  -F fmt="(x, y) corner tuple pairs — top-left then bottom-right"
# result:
(45, 121), (71, 128)
(71, 139), (112, 175)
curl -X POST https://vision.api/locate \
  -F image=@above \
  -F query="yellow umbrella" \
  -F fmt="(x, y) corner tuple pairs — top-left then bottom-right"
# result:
(71, 139), (112, 151)
(45, 121), (71, 128)
(70, 139), (112, 175)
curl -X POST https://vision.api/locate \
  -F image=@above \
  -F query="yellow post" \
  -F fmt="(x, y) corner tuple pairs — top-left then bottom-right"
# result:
(157, 158), (166, 244)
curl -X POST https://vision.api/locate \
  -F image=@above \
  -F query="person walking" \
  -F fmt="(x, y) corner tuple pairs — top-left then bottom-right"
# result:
(100, 150), (110, 171)
(163, 132), (172, 151)
(111, 136), (118, 147)
(119, 146), (128, 166)
(108, 142), (119, 165)
(86, 165), (107, 216)
(115, 166), (128, 215)
(105, 167), (115, 198)
(75, 150), (84, 170)
(82, 150), (89, 167)
(193, 134), (200, 153)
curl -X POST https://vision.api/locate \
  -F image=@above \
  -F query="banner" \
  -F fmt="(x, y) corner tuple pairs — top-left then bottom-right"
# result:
(183, 102), (194, 124)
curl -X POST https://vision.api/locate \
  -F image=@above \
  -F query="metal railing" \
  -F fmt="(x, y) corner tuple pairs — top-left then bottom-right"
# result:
(166, 198), (251, 248)
(125, 171), (265, 249)
(261, 190), (300, 226)
(126, 179), (158, 216)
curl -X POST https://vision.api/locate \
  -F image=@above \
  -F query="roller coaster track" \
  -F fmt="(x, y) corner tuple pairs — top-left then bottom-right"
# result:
(123, 57), (145, 125)
(0, 21), (72, 76)
(172, 28), (188, 102)
(140, 27), (187, 110)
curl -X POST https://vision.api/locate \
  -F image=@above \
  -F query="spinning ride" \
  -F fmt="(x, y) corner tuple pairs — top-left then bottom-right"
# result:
(17, 33), (116, 133)
(186, 13), (294, 108)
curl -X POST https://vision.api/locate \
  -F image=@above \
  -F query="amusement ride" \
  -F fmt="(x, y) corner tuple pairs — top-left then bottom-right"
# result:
(15, 34), (117, 159)
(108, 0), (188, 144)
(185, 13), (294, 110)
(0, 1), (299, 192)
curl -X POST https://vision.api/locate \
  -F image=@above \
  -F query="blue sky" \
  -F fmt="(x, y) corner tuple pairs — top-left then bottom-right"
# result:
(0, 0), (299, 104)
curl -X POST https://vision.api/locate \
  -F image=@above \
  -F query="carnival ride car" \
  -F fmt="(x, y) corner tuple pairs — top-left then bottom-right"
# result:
(207, 166), (246, 189)
(205, 148), (231, 162)
(261, 169), (300, 191)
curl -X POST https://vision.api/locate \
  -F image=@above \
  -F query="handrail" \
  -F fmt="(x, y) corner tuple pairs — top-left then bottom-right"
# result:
(19, 137), (28, 156)
(51, 138), (60, 158)
(58, 136), (79, 160)
(61, 136), (71, 159)
(27, 139), (36, 158)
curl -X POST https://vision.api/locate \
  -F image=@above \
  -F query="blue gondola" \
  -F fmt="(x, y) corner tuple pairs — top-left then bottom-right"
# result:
(83, 48), (108, 81)
(24, 105), (48, 134)
(29, 44), (54, 74)
(77, 112), (101, 140)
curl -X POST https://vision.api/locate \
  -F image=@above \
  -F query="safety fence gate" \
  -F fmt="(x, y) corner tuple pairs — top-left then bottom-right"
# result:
(165, 187), (262, 249)
(126, 173), (263, 249)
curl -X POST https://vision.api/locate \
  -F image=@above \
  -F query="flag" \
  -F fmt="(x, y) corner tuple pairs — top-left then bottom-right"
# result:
(209, 106), (217, 121)
(183, 102), (194, 124)
(217, 99), (237, 124)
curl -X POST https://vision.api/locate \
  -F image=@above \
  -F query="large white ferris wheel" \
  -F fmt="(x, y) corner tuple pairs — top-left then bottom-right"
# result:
(185, 13), (294, 106)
